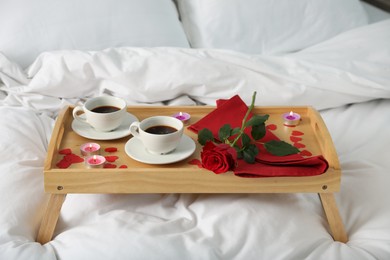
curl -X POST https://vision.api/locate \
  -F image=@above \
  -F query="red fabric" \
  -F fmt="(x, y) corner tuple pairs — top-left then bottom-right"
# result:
(188, 95), (328, 177)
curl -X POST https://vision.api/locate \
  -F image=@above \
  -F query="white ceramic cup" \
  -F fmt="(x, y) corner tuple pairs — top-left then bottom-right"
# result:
(129, 116), (184, 155)
(73, 96), (127, 132)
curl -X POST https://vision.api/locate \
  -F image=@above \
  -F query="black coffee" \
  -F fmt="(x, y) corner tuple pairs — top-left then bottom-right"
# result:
(91, 106), (120, 113)
(145, 125), (177, 135)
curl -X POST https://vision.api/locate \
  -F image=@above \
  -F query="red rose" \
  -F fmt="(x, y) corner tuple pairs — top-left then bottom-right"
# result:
(201, 141), (237, 174)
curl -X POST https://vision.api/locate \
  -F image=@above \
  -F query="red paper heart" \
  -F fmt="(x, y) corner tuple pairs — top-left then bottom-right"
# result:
(103, 163), (117, 168)
(290, 136), (302, 142)
(300, 150), (313, 156)
(64, 153), (84, 163)
(105, 156), (119, 162)
(292, 131), (304, 136)
(56, 159), (71, 169)
(266, 124), (277, 131)
(104, 147), (118, 153)
(293, 142), (306, 149)
(59, 148), (72, 155)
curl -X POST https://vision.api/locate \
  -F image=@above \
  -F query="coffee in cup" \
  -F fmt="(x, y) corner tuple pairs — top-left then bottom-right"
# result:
(129, 116), (184, 155)
(73, 96), (127, 132)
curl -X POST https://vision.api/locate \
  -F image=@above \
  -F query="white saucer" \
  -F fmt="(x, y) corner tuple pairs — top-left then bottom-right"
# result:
(125, 135), (196, 164)
(72, 112), (138, 140)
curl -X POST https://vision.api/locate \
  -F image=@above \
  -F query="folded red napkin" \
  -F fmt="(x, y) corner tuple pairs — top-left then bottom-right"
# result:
(188, 95), (328, 177)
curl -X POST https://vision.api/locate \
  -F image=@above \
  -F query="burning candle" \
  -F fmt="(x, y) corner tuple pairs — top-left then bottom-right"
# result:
(172, 112), (191, 124)
(80, 142), (100, 156)
(282, 111), (301, 127)
(85, 155), (106, 168)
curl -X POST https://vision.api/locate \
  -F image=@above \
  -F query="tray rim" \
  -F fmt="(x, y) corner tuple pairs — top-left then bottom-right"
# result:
(43, 105), (341, 194)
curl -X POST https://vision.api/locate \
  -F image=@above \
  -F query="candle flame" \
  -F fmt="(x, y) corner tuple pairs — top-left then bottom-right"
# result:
(89, 144), (92, 148)
(289, 111), (294, 116)
(93, 155), (97, 160)
(179, 112), (183, 116)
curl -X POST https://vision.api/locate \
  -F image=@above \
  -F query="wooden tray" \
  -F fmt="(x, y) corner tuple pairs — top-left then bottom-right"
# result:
(44, 105), (341, 194)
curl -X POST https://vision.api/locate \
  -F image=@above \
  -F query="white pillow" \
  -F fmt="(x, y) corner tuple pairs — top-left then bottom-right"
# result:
(176, 0), (368, 54)
(0, 0), (189, 68)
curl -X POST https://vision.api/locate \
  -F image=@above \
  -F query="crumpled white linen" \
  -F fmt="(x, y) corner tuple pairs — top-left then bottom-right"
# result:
(1, 20), (389, 117)
(0, 107), (55, 259)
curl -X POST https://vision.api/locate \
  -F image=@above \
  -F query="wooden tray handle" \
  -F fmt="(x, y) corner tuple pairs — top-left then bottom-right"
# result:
(309, 108), (340, 171)
(43, 106), (69, 171)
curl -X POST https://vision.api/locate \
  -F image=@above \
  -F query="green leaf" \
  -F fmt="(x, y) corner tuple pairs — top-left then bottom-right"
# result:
(251, 123), (266, 140)
(264, 140), (300, 156)
(198, 128), (214, 145)
(218, 124), (232, 141)
(245, 114), (269, 127)
(233, 145), (243, 159)
(242, 144), (259, 164)
(248, 144), (259, 156)
(231, 127), (241, 136)
(241, 133), (251, 147)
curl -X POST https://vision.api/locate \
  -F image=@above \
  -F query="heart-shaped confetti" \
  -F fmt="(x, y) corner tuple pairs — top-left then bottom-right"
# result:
(104, 147), (118, 153)
(266, 124), (277, 131)
(56, 159), (72, 169)
(64, 153), (84, 163)
(300, 150), (313, 157)
(293, 142), (306, 149)
(103, 163), (117, 168)
(291, 130), (304, 136)
(56, 150), (84, 169)
(59, 148), (72, 155)
(290, 136), (302, 142)
(105, 156), (119, 162)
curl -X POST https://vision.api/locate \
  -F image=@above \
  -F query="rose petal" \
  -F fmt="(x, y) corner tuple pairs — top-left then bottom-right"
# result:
(103, 163), (117, 168)
(104, 147), (118, 153)
(59, 148), (72, 155)
(266, 124), (277, 131)
(119, 165), (128, 168)
(300, 150), (313, 156)
(292, 131), (304, 136)
(105, 156), (119, 162)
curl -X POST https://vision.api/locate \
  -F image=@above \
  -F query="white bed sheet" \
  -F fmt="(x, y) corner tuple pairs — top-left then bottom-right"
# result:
(0, 19), (390, 260)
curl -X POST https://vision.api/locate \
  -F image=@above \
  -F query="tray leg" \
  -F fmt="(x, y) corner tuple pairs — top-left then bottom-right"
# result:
(36, 194), (67, 244)
(319, 193), (348, 243)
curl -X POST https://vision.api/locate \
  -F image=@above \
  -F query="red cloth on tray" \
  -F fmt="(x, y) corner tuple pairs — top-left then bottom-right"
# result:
(188, 95), (328, 177)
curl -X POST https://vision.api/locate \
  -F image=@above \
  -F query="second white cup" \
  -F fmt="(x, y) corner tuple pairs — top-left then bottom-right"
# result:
(129, 116), (184, 155)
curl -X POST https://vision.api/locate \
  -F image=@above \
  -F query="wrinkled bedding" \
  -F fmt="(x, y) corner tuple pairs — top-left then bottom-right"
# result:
(0, 20), (390, 260)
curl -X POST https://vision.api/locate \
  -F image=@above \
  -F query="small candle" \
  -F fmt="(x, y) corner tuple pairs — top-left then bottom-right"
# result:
(85, 155), (106, 168)
(80, 142), (100, 156)
(172, 112), (191, 124)
(283, 111), (301, 127)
